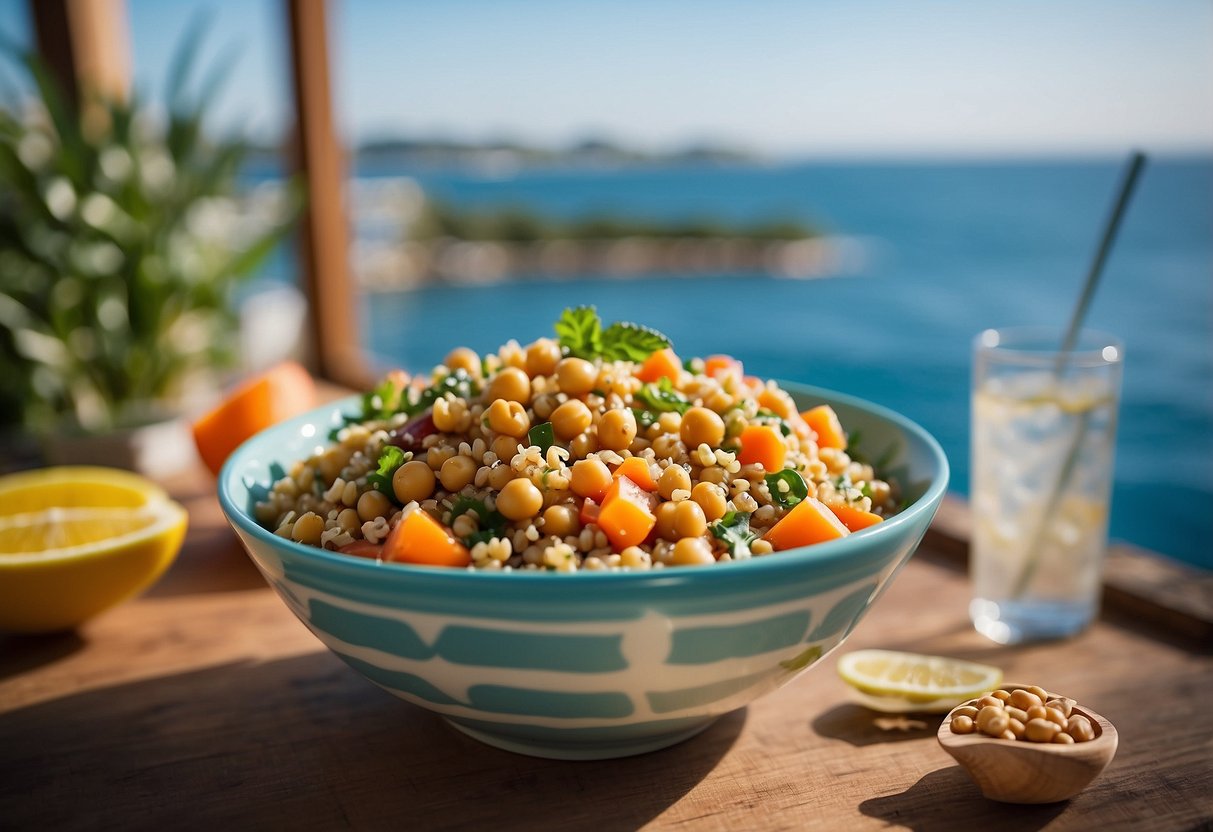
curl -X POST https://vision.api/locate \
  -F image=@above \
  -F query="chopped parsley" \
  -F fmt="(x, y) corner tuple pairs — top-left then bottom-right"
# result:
(448, 495), (508, 547)
(711, 510), (761, 559)
(634, 377), (690, 415)
(367, 446), (409, 498)
(765, 469), (809, 510)
(528, 422), (555, 453)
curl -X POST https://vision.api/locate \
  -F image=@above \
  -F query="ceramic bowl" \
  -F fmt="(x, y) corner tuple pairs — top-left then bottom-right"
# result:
(217, 382), (948, 759)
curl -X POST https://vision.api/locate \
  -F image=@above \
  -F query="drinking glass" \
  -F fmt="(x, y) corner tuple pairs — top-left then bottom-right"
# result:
(969, 327), (1123, 644)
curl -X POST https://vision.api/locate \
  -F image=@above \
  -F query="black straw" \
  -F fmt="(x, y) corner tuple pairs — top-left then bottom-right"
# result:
(1057, 151), (1147, 363)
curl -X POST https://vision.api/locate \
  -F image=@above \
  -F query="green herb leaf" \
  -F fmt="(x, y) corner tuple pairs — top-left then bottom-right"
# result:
(448, 495), (508, 546)
(631, 407), (658, 428)
(634, 377), (690, 414)
(756, 409), (792, 437)
(361, 377), (403, 422)
(367, 446), (408, 497)
(601, 321), (671, 362)
(711, 510), (761, 559)
(528, 421), (555, 453)
(765, 469), (808, 510)
(554, 306), (603, 359)
(402, 368), (480, 418)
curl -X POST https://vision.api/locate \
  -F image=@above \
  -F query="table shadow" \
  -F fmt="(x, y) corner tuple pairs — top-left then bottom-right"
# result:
(0, 651), (744, 830)
(813, 703), (942, 747)
(859, 766), (1067, 831)
(0, 631), (85, 681)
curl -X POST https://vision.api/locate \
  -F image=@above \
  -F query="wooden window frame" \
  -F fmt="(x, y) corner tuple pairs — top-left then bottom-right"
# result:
(30, 0), (375, 391)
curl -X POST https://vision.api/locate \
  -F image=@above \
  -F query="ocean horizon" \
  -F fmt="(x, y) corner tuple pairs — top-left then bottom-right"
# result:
(260, 156), (1212, 568)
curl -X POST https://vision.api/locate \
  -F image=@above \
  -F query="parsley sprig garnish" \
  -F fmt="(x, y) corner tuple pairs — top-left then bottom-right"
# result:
(555, 306), (671, 362)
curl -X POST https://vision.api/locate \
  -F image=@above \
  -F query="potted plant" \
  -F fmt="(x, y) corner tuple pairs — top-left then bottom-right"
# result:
(0, 33), (297, 473)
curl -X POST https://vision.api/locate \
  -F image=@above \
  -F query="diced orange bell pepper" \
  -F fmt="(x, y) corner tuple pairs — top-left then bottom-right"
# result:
(382, 509), (471, 567)
(612, 456), (658, 492)
(736, 424), (787, 472)
(703, 355), (744, 388)
(763, 496), (850, 551)
(826, 502), (885, 533)
(635, 348), (682, 384)
(597, 475), (658, 552)
(757, 387), (797, 421)
(802, 404), (847, 450)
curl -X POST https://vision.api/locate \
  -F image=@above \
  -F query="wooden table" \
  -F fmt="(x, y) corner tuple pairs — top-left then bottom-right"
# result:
(2, 472), (1210, 831)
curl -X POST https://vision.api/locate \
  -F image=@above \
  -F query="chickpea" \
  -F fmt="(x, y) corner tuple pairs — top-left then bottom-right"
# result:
(1024, 705), (1046, 722)
(556, 357), (597, 396)
(950, 715), (975, 734)
(1025, 718), (1059, 743)
(1047, 697), (1075, 718)
(426, 446), (455, 471)
(488, 464), (516, 491)
(1052, 732), (1075, 745)
(525, 338), (562, 377)
(691, 481), (727, 522)
(542, 504), (580, 537)
(657, 464), (692, 500)
(497, 478), (544, 520)
(492, 435), (522, 463)
(977, 695), (1004, 709)
(1044, 707), (1068, 729)
(444, 346), (481, 377)
(1006, 706), (1029, 724)
(1027, 685), (1050, 702)
(569, 431), (599, 459)
(485, 366), (532, 405)
(976, 705), (1009, 737)
(337, 508), (361, 534)
(671, 536), (715, 565)
(1066, 715), (1095, 742)
(570, 458), (612, 500)
(393, 459), (436, 504)
(597, 408), (638, 452)
(551, 399), (592, 440)
(952, 706), (980, 720)
(654, 501), (679, 541)
(487, 398), (531, 438)
(439, 455), (478, 492)
(318, 446), (353, 484)
(357, 489), (393, 521)
(673, 500), (708, 539)
(432, 396), (468, 433)
(991, 689), (1013, 702)
(680, 406), (725, 449)
(1008, 689), (1043, 711)
(291, 511), (324, 545)
(619, 546), (651, 569)
(1008, 718), (1027, 739)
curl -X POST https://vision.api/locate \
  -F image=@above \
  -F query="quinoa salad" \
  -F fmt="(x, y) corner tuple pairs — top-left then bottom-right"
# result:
(256, 308), (900, 572)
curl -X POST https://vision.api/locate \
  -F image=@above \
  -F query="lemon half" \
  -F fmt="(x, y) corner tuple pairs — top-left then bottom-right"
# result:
(837, 649), (1003, 713)
(0, 466), (187, 633)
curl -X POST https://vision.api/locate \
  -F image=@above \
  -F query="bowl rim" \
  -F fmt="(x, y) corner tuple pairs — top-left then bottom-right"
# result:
(217, 380), (949, 586)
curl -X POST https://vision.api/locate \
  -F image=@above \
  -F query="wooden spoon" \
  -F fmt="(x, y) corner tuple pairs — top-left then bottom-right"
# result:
(936, 684), (1118, 804)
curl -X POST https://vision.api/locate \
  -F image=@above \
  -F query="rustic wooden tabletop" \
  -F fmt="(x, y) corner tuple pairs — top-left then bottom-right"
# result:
(2, 469), (1210, 831)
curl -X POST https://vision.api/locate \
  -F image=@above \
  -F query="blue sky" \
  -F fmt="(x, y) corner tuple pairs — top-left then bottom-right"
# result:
(2, 0), (1211, 157)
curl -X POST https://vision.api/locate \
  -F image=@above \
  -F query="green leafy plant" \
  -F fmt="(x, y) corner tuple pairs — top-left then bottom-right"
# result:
(0, 29), (297, 432)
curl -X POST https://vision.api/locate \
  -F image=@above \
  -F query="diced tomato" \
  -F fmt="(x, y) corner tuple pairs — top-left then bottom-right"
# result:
(338, 540), (383, 559)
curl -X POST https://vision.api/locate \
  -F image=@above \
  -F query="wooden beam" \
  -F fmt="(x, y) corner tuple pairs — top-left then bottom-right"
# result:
(29, 0), (130, 109)
(284, 0), (367, 387)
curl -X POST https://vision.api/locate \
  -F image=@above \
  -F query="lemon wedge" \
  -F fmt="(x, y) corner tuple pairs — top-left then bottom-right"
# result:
(0, 466), (188, 633)
(837, 649), (1002, 713)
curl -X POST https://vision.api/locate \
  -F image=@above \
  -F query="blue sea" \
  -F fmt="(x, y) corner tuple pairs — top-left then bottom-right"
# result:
(330, 158), (1211, 569)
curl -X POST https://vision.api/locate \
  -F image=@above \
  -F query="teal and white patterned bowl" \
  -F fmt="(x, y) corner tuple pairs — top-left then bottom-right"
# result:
(218, 382), (948, 760)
